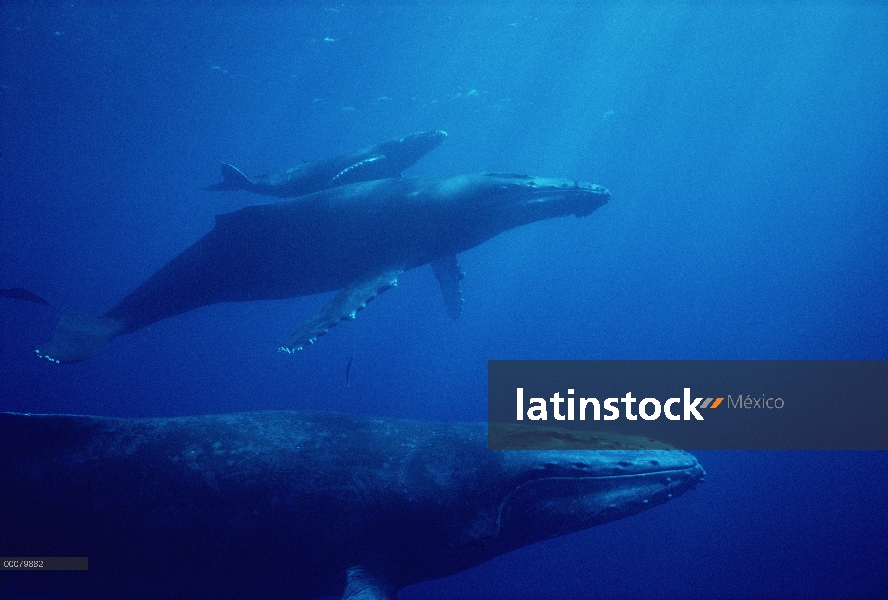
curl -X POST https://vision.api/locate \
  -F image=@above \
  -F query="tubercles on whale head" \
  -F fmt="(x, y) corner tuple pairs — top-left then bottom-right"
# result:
(477, 172), (610, 221)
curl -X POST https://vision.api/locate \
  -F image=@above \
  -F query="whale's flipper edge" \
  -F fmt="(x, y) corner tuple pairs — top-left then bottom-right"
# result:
(279, 267), (404, 353)
(202, 163), (253, 192)
(35, 314), (123, 364)
(431, 254), (464, 319)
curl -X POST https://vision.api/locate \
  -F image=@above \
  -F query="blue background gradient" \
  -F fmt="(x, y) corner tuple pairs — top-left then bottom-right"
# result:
(1, 3), (886, 598)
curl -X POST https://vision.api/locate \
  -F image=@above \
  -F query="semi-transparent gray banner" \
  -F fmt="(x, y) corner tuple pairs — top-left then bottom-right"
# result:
(488, 361), (888, 450)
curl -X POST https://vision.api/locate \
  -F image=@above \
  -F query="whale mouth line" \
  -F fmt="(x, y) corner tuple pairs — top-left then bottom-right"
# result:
(530, 188), (592, 196)
(493, 464), (704, 541)
(521, 186), (610, 218)
(524, 465), (703, 484)
(502, 463), (705, 510)
(525, 188), (606, 203)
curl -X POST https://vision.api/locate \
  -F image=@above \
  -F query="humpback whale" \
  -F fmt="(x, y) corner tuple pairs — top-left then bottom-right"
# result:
(203, 130), (447, 197)
(0, 410), (704, 600)
(1, 173), (609, 362)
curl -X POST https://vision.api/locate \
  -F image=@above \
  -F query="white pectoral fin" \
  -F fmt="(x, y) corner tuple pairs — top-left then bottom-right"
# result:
(279, 268), (404, 353)
(431, 254), (464, 319)
(330, 155), (387, 185)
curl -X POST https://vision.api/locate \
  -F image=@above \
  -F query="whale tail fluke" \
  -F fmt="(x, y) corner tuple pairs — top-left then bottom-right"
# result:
(202, 163), (253, 192)
(0, 287), (122, 364)
(0, 286), (54, 307)
(35, 314), (122, 364)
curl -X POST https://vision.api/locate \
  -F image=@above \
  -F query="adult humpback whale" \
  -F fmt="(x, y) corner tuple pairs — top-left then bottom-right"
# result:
(203, 130), (447, 197)
(0, 410), (704, 600)
(1, 173), (609, 362)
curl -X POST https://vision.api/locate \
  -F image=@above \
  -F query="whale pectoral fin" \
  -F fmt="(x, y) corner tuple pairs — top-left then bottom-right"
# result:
(329, 155), (389, 186)
(342, 566), (398, 600)
(431, 254), (464, 319)
(279, 268), (404, 353)
(202, 163), (253, 192)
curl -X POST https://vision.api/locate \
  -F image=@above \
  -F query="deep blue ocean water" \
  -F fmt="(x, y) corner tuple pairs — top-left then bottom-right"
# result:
(1, 2), (886, 598)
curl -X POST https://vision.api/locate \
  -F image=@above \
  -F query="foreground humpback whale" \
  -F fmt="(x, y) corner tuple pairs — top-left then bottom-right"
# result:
(203, 130), (447, 197)
(1, 173), (609, 362)
(0, 410), (704, 600)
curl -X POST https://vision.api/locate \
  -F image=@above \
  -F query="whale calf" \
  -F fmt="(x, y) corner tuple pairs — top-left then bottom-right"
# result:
(2, 173), (609, 363)
(203, 130), (447, 197)
(0, 410), (704, 600)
